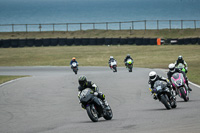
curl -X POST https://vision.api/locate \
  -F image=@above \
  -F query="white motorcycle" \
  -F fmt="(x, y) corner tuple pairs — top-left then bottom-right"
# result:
(110, 60), (117, 72)
(71, 62), (78, 74)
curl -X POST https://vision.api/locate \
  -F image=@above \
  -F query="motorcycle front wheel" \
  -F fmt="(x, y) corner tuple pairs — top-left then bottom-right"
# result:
(103, 105), (113, 120)
(160, 94), (171, 110)
(86, 104), (98, 122)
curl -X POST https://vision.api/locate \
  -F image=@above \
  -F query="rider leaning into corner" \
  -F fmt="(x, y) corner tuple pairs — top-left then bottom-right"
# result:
(108, 56), (117, 68)
(70, 57), (78, 69)
(167, 63), (192, 92)
(174, 55), (188, 73)
(77, 75), (108, 115)
(148, 71), (174, 100)
(124, 54), (133, 67)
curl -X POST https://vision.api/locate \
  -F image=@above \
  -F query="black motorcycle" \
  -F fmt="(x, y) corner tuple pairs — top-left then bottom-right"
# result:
(79, 88), (113, 122)
(153, 80), (177, 110)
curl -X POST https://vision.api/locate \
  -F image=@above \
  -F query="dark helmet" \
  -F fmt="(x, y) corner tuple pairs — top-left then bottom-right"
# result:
(127, 54), (130, 58)
(78, 75), (87, 87)
(178, 55), (183, 61)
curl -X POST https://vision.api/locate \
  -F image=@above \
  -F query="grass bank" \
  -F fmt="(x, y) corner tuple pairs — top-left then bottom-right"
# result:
(0, 75), (26, 84)
(0, 29), (200, 39)
(0, 45), (199, 85)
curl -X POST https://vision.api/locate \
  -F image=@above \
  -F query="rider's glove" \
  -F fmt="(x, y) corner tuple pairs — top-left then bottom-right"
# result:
(94, 92), (98, 96)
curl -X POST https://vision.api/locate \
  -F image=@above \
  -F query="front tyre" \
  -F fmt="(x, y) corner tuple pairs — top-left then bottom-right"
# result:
(103, 105), (113, 120)
(160, 94), (171, 110)
(86, 104), (98, 122)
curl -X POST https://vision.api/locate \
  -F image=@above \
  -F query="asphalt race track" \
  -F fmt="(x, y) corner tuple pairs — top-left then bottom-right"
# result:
(0, 66), (200, 133)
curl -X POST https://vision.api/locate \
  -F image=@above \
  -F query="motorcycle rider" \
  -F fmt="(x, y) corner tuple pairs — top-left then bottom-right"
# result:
(70, 57), (78, 69)
(77, 75), (108, 114)
(167, 63), (192, 92)
(124, 54), (133, 67)
(108, 56), (117, 68)
(174, 55), (188, 73)
(148, 71), (174, 100)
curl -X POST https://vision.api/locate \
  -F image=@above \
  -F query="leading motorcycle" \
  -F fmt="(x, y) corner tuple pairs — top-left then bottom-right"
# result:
(79, 88), (113, 122)
(71, 62), (78, 74)
(171, 72), (189, 102)
(152, 80), (177, 110)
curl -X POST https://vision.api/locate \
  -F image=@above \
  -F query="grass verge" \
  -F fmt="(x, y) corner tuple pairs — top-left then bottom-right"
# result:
(0, 75), (27, 85)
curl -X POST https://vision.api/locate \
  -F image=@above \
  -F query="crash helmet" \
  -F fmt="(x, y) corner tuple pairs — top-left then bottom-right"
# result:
(110, 56), (113, 59)
(178, 55), (183, 61)
(127, 54), (130, 58)
(78, 75), (87, 87)
(72, 57), (76, 61)
(168, 63), (175, 72)
(149, 71), (157, 81)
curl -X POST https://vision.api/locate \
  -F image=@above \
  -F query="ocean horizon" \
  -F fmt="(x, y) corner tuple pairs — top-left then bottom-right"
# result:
(0, 0), (200, 31)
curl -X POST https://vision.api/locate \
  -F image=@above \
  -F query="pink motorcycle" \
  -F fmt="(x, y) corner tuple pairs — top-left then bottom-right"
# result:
(171, 72), (189, 102)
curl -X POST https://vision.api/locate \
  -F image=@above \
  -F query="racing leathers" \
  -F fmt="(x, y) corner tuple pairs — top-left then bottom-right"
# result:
(78, 81), (107, 109)
(148, 75), (172, 100)
(108, 58), (117, 68)
(175, 59), (188, 73)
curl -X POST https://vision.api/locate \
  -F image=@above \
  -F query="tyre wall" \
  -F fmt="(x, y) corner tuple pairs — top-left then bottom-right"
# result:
(0, 37), (199, 48)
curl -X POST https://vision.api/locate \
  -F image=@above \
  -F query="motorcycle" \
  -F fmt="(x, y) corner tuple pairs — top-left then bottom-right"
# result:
(152, 80), (177, 109)
(126, 59), (133, 72)
(176, 63), (187, 73)
(171, 72), (189, 102)
(79, 88), (113, 122)
(71, 62), (78, 74)
(110, 60), (117, 72)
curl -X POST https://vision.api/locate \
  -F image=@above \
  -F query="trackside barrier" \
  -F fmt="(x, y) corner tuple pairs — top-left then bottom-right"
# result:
(120, 38), (127, 45)
(97, 38), (105, 45)
(26, 39), (35, 47)
(58, 38), (67, 46)
(51, 38), (58, 46)
(0, 37), (200, 48)
(35, 39), (43, 47)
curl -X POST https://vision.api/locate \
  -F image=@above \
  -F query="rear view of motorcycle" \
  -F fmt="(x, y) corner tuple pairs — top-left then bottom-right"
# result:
(79, 88), (113, 122)
(126, 59), (133, 72)
(71, 62), (78, 74)
(152, 80), (177, 110)
(110, 60), (117, 72)
(171, 72), (189, 102)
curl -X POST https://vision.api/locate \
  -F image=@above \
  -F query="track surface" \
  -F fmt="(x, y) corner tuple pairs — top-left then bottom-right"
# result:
(0, 66), (200, 133)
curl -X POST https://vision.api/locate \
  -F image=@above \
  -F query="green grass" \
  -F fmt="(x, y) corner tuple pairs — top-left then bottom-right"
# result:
(0, 29), (200, 39)
(0, 75), (26, 84)
(0, 45), (200, 85)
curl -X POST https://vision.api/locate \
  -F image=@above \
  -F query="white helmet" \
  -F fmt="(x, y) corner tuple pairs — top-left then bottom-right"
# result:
(168, 63), (175, 72)
(110, 56), (113, 59)
(149, 71), (157, 81)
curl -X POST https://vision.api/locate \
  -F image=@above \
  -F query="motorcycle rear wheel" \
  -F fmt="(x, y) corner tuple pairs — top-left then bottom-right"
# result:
(180, 88), (189, 102)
